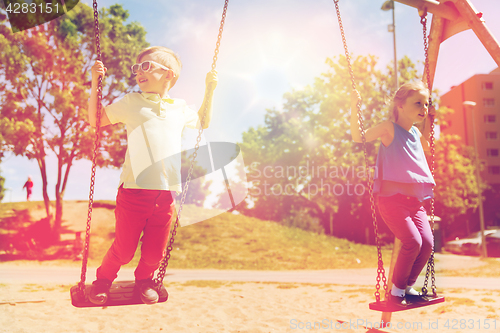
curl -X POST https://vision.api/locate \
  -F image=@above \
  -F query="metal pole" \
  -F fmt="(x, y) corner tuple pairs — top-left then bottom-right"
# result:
(463, 101), (488, 258)
(382, 1), (398, 90)
(392, 2), (398, 89)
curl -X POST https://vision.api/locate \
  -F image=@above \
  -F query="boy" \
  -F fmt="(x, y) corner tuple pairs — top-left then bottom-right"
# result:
(88, 46), (217, 305)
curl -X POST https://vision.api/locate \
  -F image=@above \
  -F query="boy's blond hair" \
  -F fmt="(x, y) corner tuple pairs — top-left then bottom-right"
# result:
(137, 46), (182, 86)
(389, 81), (429, 121)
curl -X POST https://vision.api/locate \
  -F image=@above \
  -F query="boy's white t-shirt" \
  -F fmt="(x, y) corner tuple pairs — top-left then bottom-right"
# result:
(105, 92), (199, 192)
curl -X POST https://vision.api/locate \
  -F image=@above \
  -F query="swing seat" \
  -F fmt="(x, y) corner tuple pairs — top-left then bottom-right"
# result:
(70, 281), (168, 307)
(369, 295), (445, 312)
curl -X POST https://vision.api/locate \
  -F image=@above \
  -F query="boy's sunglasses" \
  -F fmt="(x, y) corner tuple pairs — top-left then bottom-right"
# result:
(131, 60), (174, 76)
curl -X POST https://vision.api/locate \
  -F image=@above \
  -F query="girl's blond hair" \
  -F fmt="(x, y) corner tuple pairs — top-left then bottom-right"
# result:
(389, 81), (429, 121)
(137, 46), (182, 86)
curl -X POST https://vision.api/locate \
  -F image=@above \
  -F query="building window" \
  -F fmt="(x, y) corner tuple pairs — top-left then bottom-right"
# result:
(488, 166), (500, 175)
(487, 149), (499, 157)
(484, 115), (497, 123)
(482, 82), (494, 90)
(483, 98), (495, 107)
(486, 132), (498, 140)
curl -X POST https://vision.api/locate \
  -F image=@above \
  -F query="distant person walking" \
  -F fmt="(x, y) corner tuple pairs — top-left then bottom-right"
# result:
(23, 176), (33, 201)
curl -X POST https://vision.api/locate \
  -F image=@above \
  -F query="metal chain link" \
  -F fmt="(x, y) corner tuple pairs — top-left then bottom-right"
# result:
(333, 0), (387, 302)
(420, 11), (437, 297)
(78, 0), (103, 298)
(154, 0), (229, 287)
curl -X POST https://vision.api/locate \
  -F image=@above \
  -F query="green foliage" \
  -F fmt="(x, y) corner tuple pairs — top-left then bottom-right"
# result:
(433, 134), (487, 222)
(239, 54), (480, 242)
(0, 3), (148, 234)
(281, 208), (323, 234)
(0, 201), (393, 269)
(137, 206), (391, 270)
(240, 55), (415, 241)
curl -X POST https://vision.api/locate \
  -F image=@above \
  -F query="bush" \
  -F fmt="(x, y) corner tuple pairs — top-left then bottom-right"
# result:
(281, 209), (324, 234)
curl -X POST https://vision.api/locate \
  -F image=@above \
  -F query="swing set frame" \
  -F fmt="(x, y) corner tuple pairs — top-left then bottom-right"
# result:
(70, 0), (500, 311)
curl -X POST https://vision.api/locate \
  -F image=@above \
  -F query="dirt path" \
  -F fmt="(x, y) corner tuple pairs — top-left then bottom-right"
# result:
(1, 259), (499, 290)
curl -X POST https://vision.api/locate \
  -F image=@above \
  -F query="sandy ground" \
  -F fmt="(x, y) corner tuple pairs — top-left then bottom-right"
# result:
(0, 281), (499, 333)
(2, 205), (500, 332)
(1, 264), (499, 333)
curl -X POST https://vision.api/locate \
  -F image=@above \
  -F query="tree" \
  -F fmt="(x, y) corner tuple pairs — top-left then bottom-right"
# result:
(240, 55), (397, 241)
(0, 3), (148, 239)
(433, 134), (481, 219)
(239, 54), (483, 243)
(432, 133), (489, 239)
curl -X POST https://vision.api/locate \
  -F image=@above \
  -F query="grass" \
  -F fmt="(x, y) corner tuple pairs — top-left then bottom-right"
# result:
(132, 205), (393, 270)
(0, 201), (48, 232)
(2, 200), (500, 277)
(445, 297), (476, 306)
(18, 283), (71, 293)
(1, 200), (392, 270)
(179, 280), (232, 288)
(431, 296), (479, 314)
(0, 201), (48, 215)
(172, 280), (375, 292)
(341, 287), (373, 296)
(437, 258), (500, 278)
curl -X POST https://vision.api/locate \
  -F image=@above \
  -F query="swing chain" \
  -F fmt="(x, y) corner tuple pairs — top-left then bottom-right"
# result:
(333, 0), (387, 302)
(212, 0), (229, 71)
(78, 0), (104, 298)
(154, 0), (229, 287)
(420, 9), (437, 297)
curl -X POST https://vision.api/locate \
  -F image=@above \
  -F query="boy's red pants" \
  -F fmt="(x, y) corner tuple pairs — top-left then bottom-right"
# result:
(96, 186), (176, 281)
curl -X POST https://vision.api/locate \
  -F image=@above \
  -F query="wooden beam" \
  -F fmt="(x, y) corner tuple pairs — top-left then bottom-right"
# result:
(399, 0), (500, 90)
(452, 0), (500, 68)
(380, 238), (402, 327)
(395, 0), (460, 20)
(424, 15), (446, 90)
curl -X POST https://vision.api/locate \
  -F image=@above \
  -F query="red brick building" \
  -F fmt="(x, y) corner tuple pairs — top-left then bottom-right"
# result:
(440, 68), (500, 185)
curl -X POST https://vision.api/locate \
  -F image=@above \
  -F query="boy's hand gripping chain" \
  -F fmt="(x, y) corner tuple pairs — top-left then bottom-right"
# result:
(333, 0), (388, 303)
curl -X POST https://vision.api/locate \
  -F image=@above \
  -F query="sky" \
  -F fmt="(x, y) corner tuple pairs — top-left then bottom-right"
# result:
(1, 0), (500, 203)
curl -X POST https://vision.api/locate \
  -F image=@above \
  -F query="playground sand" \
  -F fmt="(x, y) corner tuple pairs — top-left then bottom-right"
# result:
(1, 280), (499, 333)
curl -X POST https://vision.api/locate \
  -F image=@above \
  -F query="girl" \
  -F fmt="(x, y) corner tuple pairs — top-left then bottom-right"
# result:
(350, 81), (435, 307)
